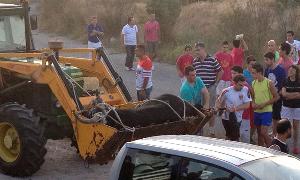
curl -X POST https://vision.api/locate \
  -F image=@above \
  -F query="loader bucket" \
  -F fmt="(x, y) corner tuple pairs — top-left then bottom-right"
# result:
(75, 109), (212, 164)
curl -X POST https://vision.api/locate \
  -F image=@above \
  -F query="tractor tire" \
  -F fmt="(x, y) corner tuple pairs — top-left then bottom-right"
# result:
(0, 103), (47, 177)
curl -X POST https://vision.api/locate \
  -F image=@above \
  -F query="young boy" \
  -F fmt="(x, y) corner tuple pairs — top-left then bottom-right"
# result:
(251, 63), (279, 147)
(269, 119), (292, 153)
(176, 45), (193, 83)
(216, 75), (251, 141)
(231, 66), (254, 143)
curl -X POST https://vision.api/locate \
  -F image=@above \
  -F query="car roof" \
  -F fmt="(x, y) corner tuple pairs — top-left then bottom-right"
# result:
(127, 135), (285, 166)
(0, 3), (21, 8)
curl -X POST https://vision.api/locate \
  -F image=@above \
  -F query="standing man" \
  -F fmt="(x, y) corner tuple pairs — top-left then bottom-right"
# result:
(264, 52), (286, 136)
(215, 41), (233, 96)
(216, 75), (251, 141)
(278, 42), (293, 74)
(87, 16), (104, 49)
(286, 31), (300, 65)
(231, 36), (248, 67)
(180, 65), (210, 109)
(122, 16), (139, 71)
(193, 42), (223, 137)
(267, 40), (280, 62)
(281, 65), (300, 154)
(176, 44), (193, 83)
(135, 45), (153, 101)
(251, 63), (279, 147)
(144, 13), (160, 61)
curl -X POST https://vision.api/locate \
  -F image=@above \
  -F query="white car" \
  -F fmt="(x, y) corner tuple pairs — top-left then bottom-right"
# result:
(109, 135), (300, 180)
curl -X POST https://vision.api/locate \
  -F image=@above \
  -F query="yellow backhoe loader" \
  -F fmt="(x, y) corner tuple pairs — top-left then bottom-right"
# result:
(0, 1), (211, 177)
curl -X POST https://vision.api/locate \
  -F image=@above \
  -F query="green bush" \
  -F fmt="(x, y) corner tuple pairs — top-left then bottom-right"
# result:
(160, 44), (185, 64)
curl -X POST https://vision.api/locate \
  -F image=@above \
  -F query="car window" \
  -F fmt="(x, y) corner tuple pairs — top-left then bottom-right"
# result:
(0, 15), (26, 52)
(118, 148), (181, 180)
(176, 158), (244, 180)
(118, 148), (244, 180)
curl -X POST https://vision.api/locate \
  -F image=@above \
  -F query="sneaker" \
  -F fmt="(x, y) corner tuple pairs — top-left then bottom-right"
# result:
(129, 67), (135, 71)
(293, 147), (300, 154)
(125, 67), (130, 71)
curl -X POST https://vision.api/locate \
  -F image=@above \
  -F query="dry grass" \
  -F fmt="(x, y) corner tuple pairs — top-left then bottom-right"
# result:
(39, 0), (148, 46)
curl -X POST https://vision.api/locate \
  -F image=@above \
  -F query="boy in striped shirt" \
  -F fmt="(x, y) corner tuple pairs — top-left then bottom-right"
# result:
(135, 45), (153, 101)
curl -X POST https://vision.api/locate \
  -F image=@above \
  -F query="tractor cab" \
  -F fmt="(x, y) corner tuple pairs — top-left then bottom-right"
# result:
(0, 2), (36, 53)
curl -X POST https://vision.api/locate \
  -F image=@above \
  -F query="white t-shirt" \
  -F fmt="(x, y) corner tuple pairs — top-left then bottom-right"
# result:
(287, 40), (300, 65)
(122, 24), (138, 45)
(220, 86), (252, 122)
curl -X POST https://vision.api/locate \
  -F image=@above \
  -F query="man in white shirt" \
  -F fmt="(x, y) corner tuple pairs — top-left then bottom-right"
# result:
(121, 16), (139, 71)
(216, 75), (251, 141)
(286, 31), (300, 65)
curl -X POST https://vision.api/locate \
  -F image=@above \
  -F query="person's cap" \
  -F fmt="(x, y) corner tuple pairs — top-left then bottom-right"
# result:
(195, 41), (205, 48)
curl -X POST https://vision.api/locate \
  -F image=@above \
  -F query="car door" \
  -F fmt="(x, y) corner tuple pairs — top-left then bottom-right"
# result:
(114, 147), (252, 180)
(174, 157), (245, 180)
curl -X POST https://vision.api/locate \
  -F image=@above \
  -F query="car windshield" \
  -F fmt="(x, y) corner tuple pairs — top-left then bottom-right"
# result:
(0, 15), (26, 52)
(241, 156), (300, 180)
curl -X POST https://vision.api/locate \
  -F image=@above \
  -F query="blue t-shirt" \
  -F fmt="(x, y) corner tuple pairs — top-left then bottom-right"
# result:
(264, 65), (286, 92)
(180, 77), (205, 105)
(87, 24), (104, 43)
(243, 69), (253, 85)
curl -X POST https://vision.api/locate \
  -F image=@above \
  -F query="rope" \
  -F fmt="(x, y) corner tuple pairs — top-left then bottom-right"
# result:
(136, 99), (184, 121)
(51, 54), (88, 110)
(50, 51), (92, 97)
(175, 95), (186, 121)
(62, 70), (92, 96)
(91, 103), (135, 132)
(70, 78), (81, 110)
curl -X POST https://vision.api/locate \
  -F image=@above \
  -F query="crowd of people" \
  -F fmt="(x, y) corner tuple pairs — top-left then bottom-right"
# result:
(86, 14), (300, 155)
(177, 32), (300, 155)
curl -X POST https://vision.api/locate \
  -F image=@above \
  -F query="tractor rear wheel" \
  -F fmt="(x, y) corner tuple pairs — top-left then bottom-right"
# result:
(0, 103), (46, 177)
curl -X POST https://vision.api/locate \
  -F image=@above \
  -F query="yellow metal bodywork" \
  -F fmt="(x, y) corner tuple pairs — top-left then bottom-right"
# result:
(0, 49), (129, 160)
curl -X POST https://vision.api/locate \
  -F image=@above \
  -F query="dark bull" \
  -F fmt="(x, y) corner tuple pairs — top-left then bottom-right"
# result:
(104, 94), (201, 129)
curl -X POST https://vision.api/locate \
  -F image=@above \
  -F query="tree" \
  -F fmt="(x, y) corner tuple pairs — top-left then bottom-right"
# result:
(146, 0), (181, 42)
